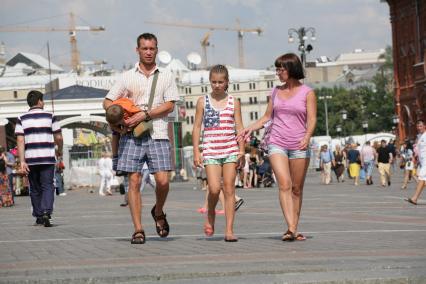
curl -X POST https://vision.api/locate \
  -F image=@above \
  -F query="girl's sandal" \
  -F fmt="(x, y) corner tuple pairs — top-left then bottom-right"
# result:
(282, 230), (295, 242)
(151, 205), (170, 238)
(130, 230), (146, 244)
(204, 223), (214, 237)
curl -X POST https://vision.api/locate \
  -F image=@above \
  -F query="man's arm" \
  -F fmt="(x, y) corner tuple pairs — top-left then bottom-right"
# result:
(125, 101), (175, 128)
(16, 135), (29, 174)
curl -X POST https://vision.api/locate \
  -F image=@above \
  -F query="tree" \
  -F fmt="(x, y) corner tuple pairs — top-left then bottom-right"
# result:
(182, 132), (192, 147)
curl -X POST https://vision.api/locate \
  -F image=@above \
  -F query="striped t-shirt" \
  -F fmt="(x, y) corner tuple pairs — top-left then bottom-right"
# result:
(15, 107), (61, 165)
(202, 94), (239, 160)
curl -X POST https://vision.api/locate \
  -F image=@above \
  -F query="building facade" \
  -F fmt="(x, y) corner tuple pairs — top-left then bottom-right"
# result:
(386, 0), (426, 141)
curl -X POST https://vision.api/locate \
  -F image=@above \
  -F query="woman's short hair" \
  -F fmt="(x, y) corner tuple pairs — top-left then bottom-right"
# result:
(274, 53), (305, 80)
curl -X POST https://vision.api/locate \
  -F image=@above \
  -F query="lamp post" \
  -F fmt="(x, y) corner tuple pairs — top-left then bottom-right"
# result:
(336, 124), (342, 145)
(341, 109), (348, 144)
(392, 114), (400, 138)
(318, 94), (332, 136)
(362, 120), (368, 143)
(288, 27), (316, 68)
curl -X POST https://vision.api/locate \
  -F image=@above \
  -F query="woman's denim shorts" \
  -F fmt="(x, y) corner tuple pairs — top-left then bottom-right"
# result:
(268, 144), (310, 159)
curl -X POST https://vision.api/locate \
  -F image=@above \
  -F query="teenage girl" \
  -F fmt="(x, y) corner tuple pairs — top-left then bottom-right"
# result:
(192, 64), (245, 242)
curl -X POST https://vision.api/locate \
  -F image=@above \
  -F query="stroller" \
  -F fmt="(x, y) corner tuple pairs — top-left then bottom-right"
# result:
(258, 157), (274, 187)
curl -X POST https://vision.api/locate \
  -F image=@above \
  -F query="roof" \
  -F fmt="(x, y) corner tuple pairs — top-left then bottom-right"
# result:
(164, 59), (189, 73)
(7, 52), (63, 72)
(334, 49), (385, 65)
(45, 84), (107, 100)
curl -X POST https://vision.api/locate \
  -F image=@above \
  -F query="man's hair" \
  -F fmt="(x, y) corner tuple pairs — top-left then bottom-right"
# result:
(27, 90), (43, 107)
(106, 104), (124, 125)
(274, 53), (305, 80)
(381, 139), (386, 143)
(137, 33), (158, 47)
(417, 119), (425, 124)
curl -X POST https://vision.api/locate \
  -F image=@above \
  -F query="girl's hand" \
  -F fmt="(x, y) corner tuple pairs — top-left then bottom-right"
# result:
(193, 151), (203, 168)
(299, 136), (310, 150)
(237, 127), (253, 142)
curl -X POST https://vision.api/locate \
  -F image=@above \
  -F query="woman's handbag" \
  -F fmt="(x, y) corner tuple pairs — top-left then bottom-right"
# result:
(133, 71), (159, 138)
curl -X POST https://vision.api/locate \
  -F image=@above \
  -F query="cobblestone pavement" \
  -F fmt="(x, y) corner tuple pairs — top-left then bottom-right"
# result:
(0, 169), (425, 283)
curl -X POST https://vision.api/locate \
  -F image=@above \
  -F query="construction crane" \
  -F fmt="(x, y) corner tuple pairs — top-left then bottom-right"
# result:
(0, 12), (105, 73)
(145, 20), (262, 68)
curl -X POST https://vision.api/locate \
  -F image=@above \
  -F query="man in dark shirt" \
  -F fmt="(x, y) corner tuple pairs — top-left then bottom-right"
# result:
(376, 140), (393, 187)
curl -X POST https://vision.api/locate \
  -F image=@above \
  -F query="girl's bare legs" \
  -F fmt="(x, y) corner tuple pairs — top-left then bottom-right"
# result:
(222, 162), (238, 239)
(269, 153), (295, 233)
(204, 165), (222, 235)
(402, 170), (409, 189)
(248, 169), (254, 188)
(243, 171), (249, 188)
(289, 158), (310, 235)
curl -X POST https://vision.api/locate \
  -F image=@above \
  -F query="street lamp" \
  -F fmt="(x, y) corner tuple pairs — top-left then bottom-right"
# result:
(318, 94), (332, 136)
(362, 120), (368, 143)
(288, 27), (316, 68)
(392, 114), (400, 125)
(341, 109), (348, 121)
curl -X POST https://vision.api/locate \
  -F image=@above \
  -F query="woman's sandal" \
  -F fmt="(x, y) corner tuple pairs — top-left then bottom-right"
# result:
(224, 235), (238, 242)
(295, 233), (306, 241)
(282, 230), (295, 242)
(151, 205), (170, 238)
(130, 230), (146, 244)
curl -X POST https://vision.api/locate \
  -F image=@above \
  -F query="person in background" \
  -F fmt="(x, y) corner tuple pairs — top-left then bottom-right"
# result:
(319, 144), (334, 185)
(347, 143), (361, 186)
(333, 145), (346, 183)
(5, 148), (16, 202)
(361, 141), (376, 185)
(401, 141), (416, 189)
(97, 152), (113, 196)
(376, 140), (393, 187)
(0, 146), (14, 207)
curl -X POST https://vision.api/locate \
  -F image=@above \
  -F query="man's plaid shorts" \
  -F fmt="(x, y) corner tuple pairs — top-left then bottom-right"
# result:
(117, 133), (173, 174)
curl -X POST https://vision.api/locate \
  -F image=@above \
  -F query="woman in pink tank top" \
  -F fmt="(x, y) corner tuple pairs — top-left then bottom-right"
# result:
(238, 53), (317, 242)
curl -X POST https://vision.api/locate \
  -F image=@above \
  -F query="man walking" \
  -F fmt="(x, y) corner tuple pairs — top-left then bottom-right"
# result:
(406, 119), (426, 205)
(376, 140), (393, 187)
(103, 33), (179, 244)
(15, 90), (63, 227)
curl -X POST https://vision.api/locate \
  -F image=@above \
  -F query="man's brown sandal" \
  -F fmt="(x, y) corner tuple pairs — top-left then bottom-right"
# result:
(130, 230), (145, 244)
(282, 230), (295, 242)
(151, 205), (170, 238)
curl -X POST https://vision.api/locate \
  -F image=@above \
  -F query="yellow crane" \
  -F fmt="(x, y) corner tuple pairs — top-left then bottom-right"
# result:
(0, 12), (105, 73)
(145, 19), (262, 68)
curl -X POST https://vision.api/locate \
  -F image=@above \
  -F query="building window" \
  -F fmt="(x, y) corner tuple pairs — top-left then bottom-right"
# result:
(185, 102), (189, 108)
(13, 91), (18, 98)
(249, 97), (253, 104)
(233, 84), (240, 91)
(267, 80), (274, 88)
(254, 112), (258, 119)
(186, 117), (189, 124)
(201, 86), (208, 93)
(190, 116), (194, 124)
(237, 98), (241, 102)
(267, 96), (270, 103)
(255, 130), (260, 136)
(252, 83), (256, 90)
(249, 82), (256, 90)
(250, 112), (253, 120)
(254, 97), (257, 104)
(190, 101), (194, 108)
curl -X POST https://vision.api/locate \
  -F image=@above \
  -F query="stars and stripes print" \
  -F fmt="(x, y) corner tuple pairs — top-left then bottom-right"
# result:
(202, 94), (239, 160)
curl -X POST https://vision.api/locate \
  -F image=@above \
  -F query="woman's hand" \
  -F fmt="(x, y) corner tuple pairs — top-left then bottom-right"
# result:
(299, 136), (310, 150)
(236, 152), (245, 169)
(237, 127), (253, 142)
(193, 150), (203, 168)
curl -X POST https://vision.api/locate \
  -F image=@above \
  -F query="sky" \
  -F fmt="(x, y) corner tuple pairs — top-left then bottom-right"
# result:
(0, 0), (392, 71)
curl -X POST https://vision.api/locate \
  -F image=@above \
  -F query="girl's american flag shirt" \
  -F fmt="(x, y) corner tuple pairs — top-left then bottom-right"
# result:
(202, 94), (239, 160)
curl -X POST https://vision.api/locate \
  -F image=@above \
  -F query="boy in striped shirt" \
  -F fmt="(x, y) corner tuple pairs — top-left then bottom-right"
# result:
(15, 90), (63, 227)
